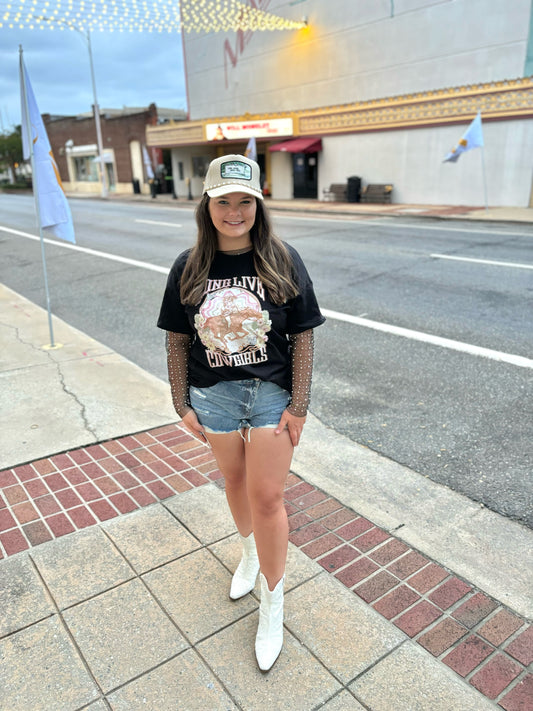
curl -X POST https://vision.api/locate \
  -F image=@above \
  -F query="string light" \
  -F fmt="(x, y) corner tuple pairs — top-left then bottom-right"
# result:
(0, 0), (307, 32)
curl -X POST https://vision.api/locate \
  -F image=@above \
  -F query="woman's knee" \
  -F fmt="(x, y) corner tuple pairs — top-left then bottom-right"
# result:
(250, 489), (284, 519)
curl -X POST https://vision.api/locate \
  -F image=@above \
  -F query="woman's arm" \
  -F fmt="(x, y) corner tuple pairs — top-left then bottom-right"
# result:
(287, 329), (314, 417)
(276, 329), (315, 446)
(166, 331), (192, 417)
(166, 331), (207, 441)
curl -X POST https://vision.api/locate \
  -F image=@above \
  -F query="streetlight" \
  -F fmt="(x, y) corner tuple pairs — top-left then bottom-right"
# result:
(85, 28), (108, 198)
(27, 16), (108, 197)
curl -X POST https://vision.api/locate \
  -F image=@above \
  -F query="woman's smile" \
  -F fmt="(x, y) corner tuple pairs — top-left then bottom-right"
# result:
(208, 192), (257, 250)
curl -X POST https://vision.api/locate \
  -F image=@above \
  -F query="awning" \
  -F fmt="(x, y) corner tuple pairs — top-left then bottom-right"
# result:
(268, 137), (322, 153)
(92, 154), (114, 164)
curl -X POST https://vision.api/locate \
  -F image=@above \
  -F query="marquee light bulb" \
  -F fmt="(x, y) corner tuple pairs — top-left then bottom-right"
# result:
(0, 0), (306, 31)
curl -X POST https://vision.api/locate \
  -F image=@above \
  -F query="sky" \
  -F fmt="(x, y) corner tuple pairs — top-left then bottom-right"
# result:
(0, 26), (187, 131)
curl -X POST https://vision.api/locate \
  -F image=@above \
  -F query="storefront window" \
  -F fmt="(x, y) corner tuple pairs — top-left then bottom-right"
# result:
(192, 156), (211, 178)
(73, 156), (99, 182)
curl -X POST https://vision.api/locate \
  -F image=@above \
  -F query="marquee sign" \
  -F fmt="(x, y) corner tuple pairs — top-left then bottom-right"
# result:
(206, 118), (293, 141)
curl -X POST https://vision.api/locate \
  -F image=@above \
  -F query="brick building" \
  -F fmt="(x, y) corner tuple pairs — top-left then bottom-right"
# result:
(44, 104), (186, 196)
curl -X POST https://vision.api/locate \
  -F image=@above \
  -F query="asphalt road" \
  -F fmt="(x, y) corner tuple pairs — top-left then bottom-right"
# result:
(1, 194), (532, 527)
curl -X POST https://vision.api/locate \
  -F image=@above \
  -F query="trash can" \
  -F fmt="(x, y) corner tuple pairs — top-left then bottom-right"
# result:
(132, 179), (141, 194)
(347, 176), (361, 203)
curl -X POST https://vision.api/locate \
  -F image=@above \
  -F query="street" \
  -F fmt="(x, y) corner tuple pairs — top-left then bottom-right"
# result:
(1, 194), (532, 527)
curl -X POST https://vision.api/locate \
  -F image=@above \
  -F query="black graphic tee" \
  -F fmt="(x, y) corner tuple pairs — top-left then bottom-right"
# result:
(157, 244), (325, 392)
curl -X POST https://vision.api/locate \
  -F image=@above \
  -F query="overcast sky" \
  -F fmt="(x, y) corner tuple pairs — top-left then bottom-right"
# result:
(0, 27), (187, 130)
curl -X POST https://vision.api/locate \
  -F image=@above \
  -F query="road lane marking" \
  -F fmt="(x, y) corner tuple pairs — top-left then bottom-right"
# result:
(275, 214), (530, 237)
(321, 309), (533, 370)
(431, 254), (533, 270)
(4, 224), (531, 369)
(135, 219), (183, 228)
(0, 225), (170, 275)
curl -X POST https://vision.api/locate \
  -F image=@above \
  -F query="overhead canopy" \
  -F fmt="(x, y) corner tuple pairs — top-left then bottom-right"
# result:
(268, 137), (322, 153)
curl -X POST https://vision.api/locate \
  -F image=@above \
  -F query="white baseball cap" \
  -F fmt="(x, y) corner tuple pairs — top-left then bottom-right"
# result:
(203, 154), (263, 200)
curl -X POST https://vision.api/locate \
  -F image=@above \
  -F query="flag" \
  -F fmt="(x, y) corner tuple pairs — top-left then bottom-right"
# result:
(142, 145), (154, 180)
(245, 136), (257, 162)
(443, 112), (483, 163)
(20, 53), (75, 243)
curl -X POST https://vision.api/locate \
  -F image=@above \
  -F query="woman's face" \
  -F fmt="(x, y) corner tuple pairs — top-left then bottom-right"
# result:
(208, 192), (257, 249)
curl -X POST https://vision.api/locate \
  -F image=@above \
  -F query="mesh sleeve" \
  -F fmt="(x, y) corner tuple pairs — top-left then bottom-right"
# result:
(166, 331), (192, 418)
(287, 329), (315, 417)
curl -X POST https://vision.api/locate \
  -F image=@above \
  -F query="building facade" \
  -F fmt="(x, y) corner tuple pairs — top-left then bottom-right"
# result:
(45, 105), (186, 196)
(147, 0), (533, 206)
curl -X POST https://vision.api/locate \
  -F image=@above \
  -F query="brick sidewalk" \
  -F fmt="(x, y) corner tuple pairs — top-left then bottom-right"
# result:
(1, 423), (531, 710)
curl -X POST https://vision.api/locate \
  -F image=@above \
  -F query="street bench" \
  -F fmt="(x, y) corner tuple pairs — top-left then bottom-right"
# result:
(323, 183), (348, 201)
(360, 184), (393, 203)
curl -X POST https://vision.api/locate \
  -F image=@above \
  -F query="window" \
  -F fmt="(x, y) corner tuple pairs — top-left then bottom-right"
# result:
(73, 156), (99, 182)
(192, 156), (211, 178)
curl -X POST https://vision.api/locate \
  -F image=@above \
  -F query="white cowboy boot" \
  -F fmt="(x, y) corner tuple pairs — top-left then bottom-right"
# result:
(229, 532), (260, 600)
(255, 573), (285, 671)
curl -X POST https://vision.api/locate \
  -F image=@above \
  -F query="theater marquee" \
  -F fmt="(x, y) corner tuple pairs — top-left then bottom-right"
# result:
(206, 118), (293, 141)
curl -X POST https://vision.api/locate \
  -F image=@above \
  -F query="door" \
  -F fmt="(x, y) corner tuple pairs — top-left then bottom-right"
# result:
(292, 152), (318, 198)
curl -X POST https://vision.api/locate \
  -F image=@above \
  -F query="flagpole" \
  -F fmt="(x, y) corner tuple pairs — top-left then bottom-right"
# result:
(19, 46), (56, 348)
(481, 145), (489, 212)
(86, 29), (108, 198)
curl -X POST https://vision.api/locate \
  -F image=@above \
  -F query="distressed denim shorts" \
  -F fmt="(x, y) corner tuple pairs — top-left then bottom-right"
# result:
(189, 379), (290, 436)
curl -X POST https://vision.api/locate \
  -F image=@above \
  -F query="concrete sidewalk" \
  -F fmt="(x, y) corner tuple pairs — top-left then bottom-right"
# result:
(1, 264), (532, 707)
(70, 189), (533, 225)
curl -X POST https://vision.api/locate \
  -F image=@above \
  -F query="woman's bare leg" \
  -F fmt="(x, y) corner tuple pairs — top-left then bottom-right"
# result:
(245, 428), (294, 589)
(205, 431), (252, 535)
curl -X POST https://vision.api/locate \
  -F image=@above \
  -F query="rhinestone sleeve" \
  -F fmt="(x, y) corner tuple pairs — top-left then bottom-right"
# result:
(166, 331), (192, 418)
(287, 329), (315, 417)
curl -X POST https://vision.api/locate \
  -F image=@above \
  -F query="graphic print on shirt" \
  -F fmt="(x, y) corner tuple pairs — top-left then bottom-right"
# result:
(194, 285), (271, 368)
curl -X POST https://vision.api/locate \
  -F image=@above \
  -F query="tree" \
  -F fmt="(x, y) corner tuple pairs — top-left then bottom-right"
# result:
(0, 126), (24, 183)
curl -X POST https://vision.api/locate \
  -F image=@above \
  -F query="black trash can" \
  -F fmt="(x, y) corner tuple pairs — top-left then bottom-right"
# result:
(132, 178), (141, 194)
(347, 176), (361, 203)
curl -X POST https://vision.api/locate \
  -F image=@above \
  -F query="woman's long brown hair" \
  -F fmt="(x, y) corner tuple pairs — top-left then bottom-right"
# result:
(179, 194), (300, 306)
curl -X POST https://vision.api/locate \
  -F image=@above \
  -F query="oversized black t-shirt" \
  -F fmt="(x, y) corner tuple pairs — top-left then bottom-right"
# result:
(157, 243), (325, 392)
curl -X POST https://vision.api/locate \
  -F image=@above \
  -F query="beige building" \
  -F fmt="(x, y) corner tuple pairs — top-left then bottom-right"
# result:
(147, 0), (533, 206)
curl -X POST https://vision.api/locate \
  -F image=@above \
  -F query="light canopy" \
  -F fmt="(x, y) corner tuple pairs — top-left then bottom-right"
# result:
(0, 0), (306, 32)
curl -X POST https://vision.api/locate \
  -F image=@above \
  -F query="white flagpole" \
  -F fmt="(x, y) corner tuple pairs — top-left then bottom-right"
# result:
(481, 145), (489, 212)
(19, 46), (56, 347)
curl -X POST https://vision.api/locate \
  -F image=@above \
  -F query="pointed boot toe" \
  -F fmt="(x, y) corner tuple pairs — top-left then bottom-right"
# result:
(255, 573), (284, 672)
(230, 532), (260, 600)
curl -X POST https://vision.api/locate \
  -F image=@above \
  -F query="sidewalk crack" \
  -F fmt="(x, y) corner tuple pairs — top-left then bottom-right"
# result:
(6, 320), (99, 440)
(53, 359), (99, 440)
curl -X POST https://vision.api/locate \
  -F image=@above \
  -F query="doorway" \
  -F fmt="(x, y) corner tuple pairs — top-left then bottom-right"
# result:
(292, 152), (318, 198)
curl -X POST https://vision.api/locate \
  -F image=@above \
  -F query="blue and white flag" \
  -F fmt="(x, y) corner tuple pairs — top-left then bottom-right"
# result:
(142, 145), (154, 180)
(20, 52), (76, 244)
(443, 112), (484, 163)
(245, 136), (258, 162)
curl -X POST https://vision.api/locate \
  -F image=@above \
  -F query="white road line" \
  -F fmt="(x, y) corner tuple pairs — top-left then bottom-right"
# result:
(275, 214), (530, 238)
(4, 224), (531, 369)
(321, 309), (533, 369)
(0, 225), (170, 275)
(431, 254), (533, 270)
(135, 219), (183, 228)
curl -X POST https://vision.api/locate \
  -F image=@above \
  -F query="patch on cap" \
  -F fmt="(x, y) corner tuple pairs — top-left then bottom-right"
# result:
(220, 160), (252, 181)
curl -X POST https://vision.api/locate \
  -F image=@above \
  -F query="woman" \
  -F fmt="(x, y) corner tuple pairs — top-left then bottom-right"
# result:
(157, 154), (325, 671)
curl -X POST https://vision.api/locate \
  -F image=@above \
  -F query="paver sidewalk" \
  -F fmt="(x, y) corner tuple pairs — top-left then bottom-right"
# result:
(1, 424), (532, 710)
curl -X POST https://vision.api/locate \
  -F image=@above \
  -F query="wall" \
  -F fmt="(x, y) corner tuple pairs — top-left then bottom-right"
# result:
(319, 118), (533, 207)
(270, 152), (293, 200)
(184, 0), (531, 120)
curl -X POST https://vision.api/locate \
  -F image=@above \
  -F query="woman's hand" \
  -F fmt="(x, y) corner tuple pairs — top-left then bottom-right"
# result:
(180, 408), (208, 443)
(275, 409), (306, 447)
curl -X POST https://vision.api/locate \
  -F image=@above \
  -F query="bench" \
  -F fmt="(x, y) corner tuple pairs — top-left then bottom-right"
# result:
(323, 183), (347, 202)
(360, 184), (393, 203)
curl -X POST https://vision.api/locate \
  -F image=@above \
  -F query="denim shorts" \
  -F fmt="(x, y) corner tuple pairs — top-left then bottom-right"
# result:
(189, 379), (290, 436)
